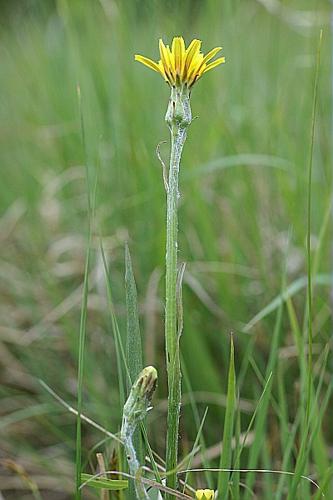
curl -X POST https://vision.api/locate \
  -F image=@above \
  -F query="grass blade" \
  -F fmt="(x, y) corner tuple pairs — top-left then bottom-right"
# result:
(244, 269), (284, 497)
(275, 412), (301, 499)
(230, 405), (241, 500)
(182, 406), (209, 493)
(218, 334), (236, 498)
(287, 29), (323, 499)
(235, 371), (273, 466)
(182, 357), (214, 489)
(305, 29), (322, 426)
(75, 245), (90, 500)
(81, 473), (128, 491)
(288, 346), (331, 500)
(75, 83), (94, 500)
(100, 243), (127, 408)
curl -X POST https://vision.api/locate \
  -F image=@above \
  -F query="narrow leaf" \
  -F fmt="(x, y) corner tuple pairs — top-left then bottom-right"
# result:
(231, 405), (241, 500)
(218, 334), (236, 498)
(125, 243), (143, 387)
(125, 243), (144, 496)
(81, 473), (128, 491)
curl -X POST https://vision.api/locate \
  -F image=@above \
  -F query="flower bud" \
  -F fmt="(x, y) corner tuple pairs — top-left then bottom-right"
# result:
(165, 86), (192, 131)
(195, 489), (215, 499)
(121, 366), (158, 439)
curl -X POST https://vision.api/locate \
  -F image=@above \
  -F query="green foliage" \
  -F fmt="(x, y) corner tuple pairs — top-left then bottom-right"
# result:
(125, 242), (144, 496)
(218, 335), (236, 498)
(81, 473), (128, 491)
(125, 243), (143, 388)
(0, 0), (332, 498)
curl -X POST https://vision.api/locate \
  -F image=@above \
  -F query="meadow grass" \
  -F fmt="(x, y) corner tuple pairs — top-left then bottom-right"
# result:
(0, 0), (332, 498)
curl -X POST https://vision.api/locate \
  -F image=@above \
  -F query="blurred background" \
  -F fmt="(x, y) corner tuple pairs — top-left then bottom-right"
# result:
(0, 0), (332, 498)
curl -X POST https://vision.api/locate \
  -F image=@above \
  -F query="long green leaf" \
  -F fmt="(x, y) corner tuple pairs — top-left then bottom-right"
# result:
(287, 29), (323, 499)
(125, 243), (143, 388)
(218, 335), (236, 498)
(242, 274), (331, 334)
(81, 473), (128, 491)
(100, 243), (127, 408)
(230, 405), (241, 500)
(75, 82), (94, 500)
(182, 357), (213, 489)
(182, 406), (209, 493)
(288, 346), (330, 499)
(125, 243), (144, 498)
(244, 271), (284, 497)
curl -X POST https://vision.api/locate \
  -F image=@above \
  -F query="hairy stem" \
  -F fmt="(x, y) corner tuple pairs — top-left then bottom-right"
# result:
(164, 86), (191, 497)
(122, 427), (149, 500)
(121, 366), (157, 500)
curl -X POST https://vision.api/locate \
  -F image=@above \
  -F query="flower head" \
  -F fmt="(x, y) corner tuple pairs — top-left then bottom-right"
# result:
(135, 37), (225, 88)
(195, 489), (215, 499)
(121, 366), (158, 438)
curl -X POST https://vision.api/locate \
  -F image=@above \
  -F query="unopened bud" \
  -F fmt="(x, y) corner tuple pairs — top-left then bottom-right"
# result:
(195, 489), (215, 499)
(121, 366), (158, 440)
(135, 365), (158, 407)
(165, 86), (192, 130)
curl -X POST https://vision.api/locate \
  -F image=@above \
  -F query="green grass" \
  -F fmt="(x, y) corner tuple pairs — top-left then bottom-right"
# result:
(0, 0), (332, 498)
(218, 335), (235, 497)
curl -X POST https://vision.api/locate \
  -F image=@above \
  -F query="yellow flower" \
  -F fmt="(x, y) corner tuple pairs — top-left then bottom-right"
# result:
(135, 37), (225, 88)
(195, 489), (215, 499)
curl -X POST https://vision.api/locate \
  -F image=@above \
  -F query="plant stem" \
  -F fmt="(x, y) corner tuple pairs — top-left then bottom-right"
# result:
(164, 87), (191, 497)
(122, 428), (148, 500)
(305, 29), (322, 425)
(121, 366), (158, 500)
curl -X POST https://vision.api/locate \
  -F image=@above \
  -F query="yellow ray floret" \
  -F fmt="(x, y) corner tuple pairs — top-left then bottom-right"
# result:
(195, 489), (215, 499)
(135, 36), (225, 87)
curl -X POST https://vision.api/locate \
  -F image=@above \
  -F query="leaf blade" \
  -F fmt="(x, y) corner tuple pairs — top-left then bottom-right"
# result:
(81, 473), (128, 491)
(218, 335), (236, 498)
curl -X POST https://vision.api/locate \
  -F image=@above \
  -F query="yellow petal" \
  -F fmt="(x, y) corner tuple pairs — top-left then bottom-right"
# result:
(195, 491), (204, 499)
(166, 45), (175, 71)
(202, 47), (222, 65)
(159, 39), (174, 84)
(202, 56), (226, 73)
(187, 53), (204, 85)
(172, 37), (182, 73)
(184, 39), (202, 73)
(203, 489), (214, 499)
(158, 60), (168, 81)
(187, 52), (203, 75)
(159, 39), (167, 62)
(179, 36), (186, 54)
(166, 45), (176, 84)
(185, 38), (202, 56)
(196, 47), (223, 77)
(179, 37), (186, 77)
(159, 39), (171, 71)
(134, 55), (160, 73)
(171, 37), (177, 56)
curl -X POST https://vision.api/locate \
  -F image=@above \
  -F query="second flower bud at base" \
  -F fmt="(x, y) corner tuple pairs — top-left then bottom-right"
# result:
(121, 366), (158, 436)
(195, 489), (215, 499)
